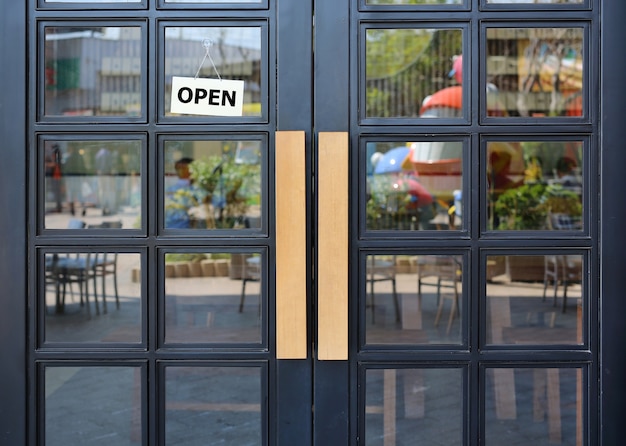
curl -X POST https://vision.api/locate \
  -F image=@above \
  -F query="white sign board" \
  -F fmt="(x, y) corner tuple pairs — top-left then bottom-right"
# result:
(170, 76), (245, 117)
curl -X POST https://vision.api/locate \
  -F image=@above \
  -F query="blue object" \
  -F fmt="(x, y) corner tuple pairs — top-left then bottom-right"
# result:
(373, 147), (410, 174)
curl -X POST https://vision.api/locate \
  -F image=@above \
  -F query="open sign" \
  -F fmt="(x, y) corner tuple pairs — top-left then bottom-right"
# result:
(170, 76), (245, 117)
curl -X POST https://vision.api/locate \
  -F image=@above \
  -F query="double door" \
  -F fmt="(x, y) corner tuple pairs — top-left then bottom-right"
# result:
(1, 0), (625, 445)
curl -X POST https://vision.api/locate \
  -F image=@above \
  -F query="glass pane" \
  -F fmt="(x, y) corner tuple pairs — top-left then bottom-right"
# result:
(485, 367), (583, 445)
(164, 252), (262, 344)
(487, 140), (583, 231)
(488, 0), (582, 3)
(486, 27), (583, 118)
(46, 0), (140, 2)
(44, 252), (142, 343)
(164, 27), (262, 117)
(44, 27), (143, 117)
(366, 141), (463, 231)
(365, 28), (463, 118)
(164, 139), (262, 230)
(166, 0), (261, 2)
(45, 366), (141, 445)
(367, 0), (462, 3)
(365, 368), (463, 445)
(43, 140), (142, 229)
(486, 255), (583, 346)
(365, 254), (463, 345)
(165, 366), (262, 444)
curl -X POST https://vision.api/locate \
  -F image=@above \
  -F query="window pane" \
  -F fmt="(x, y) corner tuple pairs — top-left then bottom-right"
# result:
(44, 252), (142, 343)
(165, 366), (263, 444)
(366, 141), (463, 231)
(166, 0), (261, 3)
(486, 27), (584, 118)
(44, 27), (143, 117)
(365, 368), (463, 445)
(486, 254), (583, 346)
(164, 252), (263, 345)
(367, 0), (462, 3)
(485, 367), (583, 445)
(164, 139), (262, 230)
(364, 254), (463, 345)
(164, 27), (262, 117)
(43, 139), (142, 229)
(487, 140), (583, 231)
(365, 28), (463, 118)
(45, 366), (141, 445)
(46, 0), (140, 2)
(487, 0), (582, 3)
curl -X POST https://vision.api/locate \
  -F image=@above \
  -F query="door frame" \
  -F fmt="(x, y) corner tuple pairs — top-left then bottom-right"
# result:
(1, 0), (626, 445)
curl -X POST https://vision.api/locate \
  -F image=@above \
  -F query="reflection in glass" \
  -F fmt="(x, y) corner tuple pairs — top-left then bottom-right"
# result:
(488, 0), (582, 3)
(485, 367), (583, 445)
(44, 140), (142, 229)
(486, 27), (583, 117)
(164, 140), (262, 230)
(46, 0), (139, 2)
(44, 27), (143, 117)
(366, 142), (462, 231)
(166, 366), (262, 444)
(164, 252), (262, 344)
(164, 27), (262, 117)
(44, 252), (142, 343)
(365, 368), (462, 445)
(166, 0), (261, 2)
(367, 0), (462, 3)
(365, 28), (463, 118)
(486, 255), (583, 345)
(487, 141), (583, 231)
(45, 366), (140, 446)
(365, 254), (463, 345)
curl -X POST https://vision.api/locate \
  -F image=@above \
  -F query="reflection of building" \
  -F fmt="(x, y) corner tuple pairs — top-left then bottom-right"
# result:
(45, 27), (262, 116)
(365, 27), (583, 118)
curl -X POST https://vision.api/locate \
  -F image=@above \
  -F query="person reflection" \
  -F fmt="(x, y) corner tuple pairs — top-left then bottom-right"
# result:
(165, 157), (205, 229)
(489, 150), (523, 229)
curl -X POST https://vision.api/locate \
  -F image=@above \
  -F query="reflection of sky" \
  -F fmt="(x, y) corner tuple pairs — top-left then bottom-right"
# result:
(165, 27), (261, 50)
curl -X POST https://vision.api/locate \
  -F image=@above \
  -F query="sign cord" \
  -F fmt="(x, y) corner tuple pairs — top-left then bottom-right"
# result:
(194, 39), (222, 81)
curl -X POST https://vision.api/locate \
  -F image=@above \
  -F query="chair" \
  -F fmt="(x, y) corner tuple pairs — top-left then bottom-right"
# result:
(543, 255), (582, 313)
(416, 255), (462, 334)
(88, 221), (122, 312)
(366, 256), (399, 323)
(239, 255), (261, 313)
(47, 253), (100, 315)
(93, 253), (119, 312)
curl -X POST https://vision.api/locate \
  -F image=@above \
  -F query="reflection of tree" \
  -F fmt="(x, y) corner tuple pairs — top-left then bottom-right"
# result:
(365, 29), (462, 117)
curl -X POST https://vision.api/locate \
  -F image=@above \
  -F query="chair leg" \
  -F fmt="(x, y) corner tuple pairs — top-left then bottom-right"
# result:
(113, 266), (120, 309)
(100, 271), (107, 314)
(392, 278), (400, 322)
(239, 279), (247, 312)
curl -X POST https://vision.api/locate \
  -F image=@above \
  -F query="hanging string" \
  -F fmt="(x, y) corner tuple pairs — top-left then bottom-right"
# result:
(194, 39), (222, 81)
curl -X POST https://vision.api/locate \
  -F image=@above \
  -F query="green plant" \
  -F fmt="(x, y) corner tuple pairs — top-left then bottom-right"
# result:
(188, 156), (259, 228)
(494, 182), (581, 230)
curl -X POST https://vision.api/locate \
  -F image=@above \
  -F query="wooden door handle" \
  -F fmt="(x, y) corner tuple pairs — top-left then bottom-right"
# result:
(317, 132), (348, 360)
(276, 131), (307, 359)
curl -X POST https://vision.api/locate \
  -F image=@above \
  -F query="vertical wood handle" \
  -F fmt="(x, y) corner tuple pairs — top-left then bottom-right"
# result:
(317, 132), (348, 360)
(276, 131), (308, 359)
